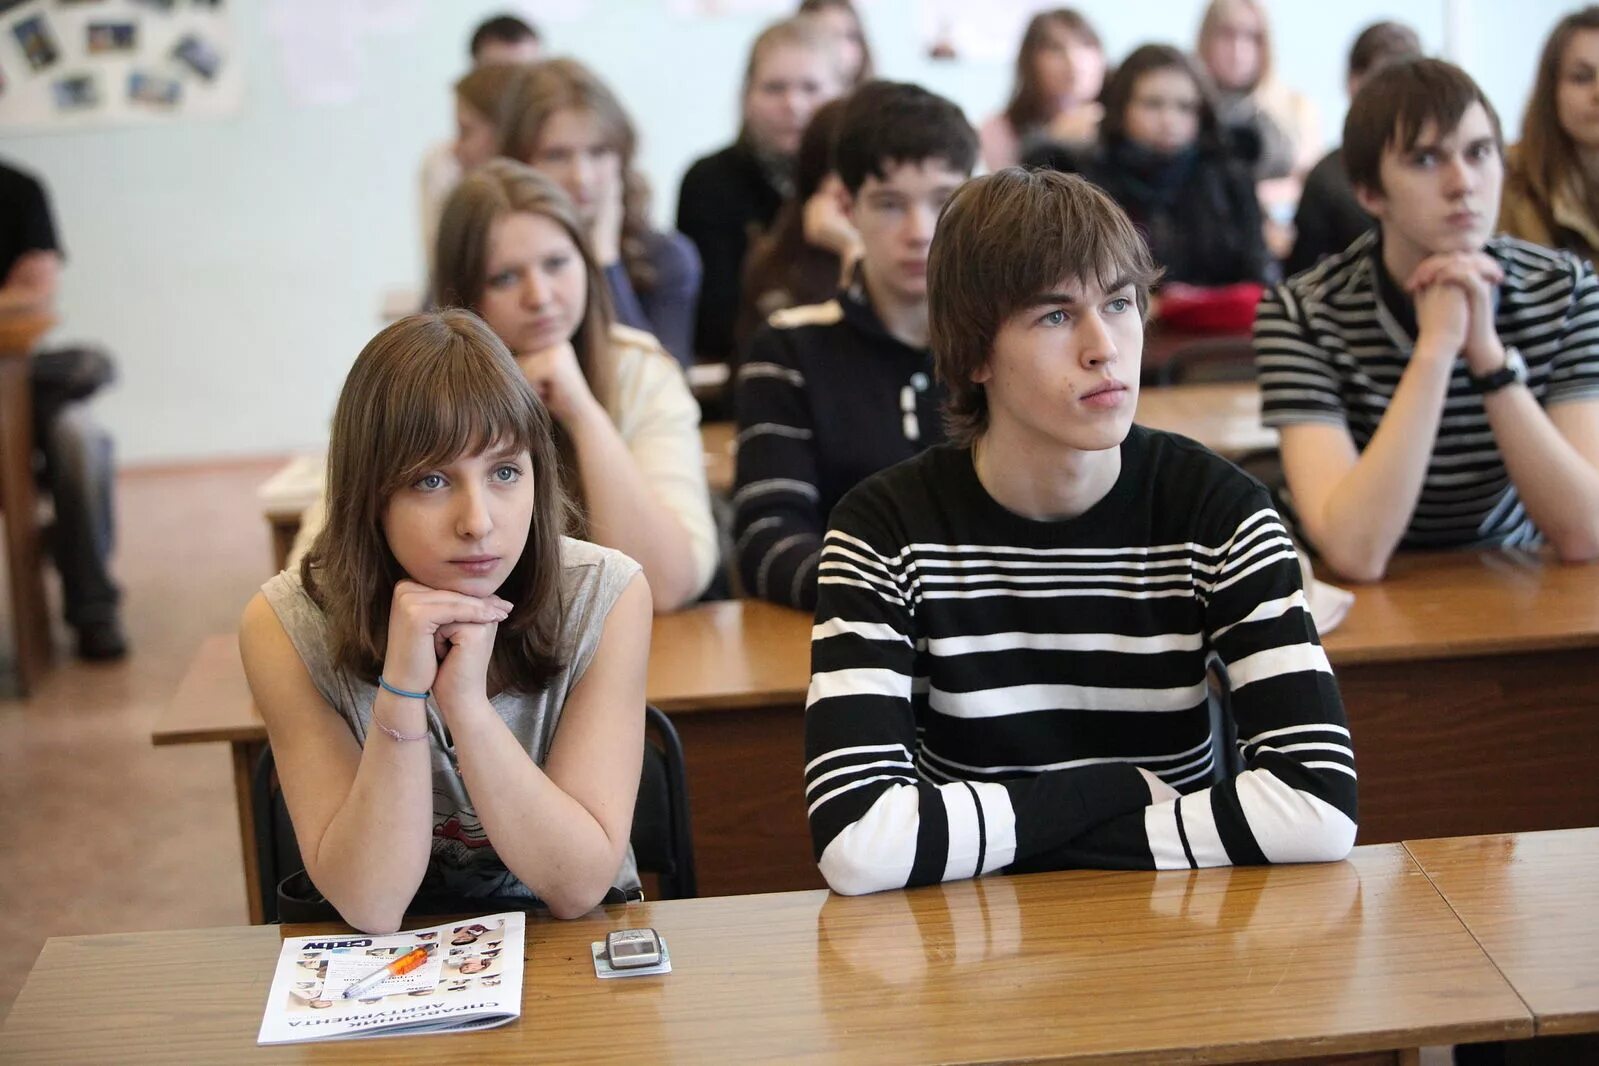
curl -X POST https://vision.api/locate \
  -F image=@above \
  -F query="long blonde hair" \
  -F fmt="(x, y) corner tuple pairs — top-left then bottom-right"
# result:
(1197, 0), (1273, 94)
(738, 18), (844, 150)
(497, 58), (659, 293)
(304, 310), (571, 694)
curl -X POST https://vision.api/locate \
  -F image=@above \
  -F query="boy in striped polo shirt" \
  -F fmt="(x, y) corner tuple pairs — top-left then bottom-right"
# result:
(1255, 58), (1599, 582)
(804, 169), (1356, 895)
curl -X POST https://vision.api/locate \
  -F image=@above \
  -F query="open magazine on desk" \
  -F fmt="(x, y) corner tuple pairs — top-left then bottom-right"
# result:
(258, 912), (525, 1045)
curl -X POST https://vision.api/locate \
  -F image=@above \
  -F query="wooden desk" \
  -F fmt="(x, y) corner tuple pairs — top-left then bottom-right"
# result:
(0, 310), (57, 696)
(0, 846), (1533, 1064)
(1136, 381), (1274, 458)
(256, 455), (321, 574)
(1318, 551), (1599, 846)
(649, 553), (1599, 892)
(1406, 828), (1599, 1039)
(159, 546), (1599, 909)
(648, 600), (818, 896)
(156, 633), (268, 920)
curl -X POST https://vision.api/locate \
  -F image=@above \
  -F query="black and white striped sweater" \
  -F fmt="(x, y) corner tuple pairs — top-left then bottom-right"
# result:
(804, 429), (1357, 895)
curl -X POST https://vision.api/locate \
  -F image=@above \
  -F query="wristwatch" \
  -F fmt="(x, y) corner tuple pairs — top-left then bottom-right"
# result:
(1469, 346), (1527, 395)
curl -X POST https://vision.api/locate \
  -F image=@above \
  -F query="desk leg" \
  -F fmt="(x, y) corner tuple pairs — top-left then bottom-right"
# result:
(0, 355), (52, 695)
(267, 517), (297, 575)
(231, 739), (267, 925)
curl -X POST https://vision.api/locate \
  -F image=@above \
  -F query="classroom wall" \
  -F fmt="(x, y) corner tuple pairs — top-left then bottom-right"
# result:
(0, 0), (1571, 464)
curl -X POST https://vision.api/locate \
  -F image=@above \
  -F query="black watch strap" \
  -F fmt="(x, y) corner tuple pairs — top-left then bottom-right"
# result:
(1470, 365), (1520, 394)
(1469, 348), (1526, 395)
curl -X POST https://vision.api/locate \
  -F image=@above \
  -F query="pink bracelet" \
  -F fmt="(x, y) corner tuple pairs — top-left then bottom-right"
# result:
(372, 705), (428, 743)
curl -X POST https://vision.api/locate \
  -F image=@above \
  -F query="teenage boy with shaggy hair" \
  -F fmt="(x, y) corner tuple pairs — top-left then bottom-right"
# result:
(804, 168), (1356, 896)
(733, 80), (977, 610)
(1256, 58), (1599, 582)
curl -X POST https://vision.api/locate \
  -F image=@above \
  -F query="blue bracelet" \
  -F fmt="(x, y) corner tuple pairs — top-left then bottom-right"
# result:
(378, 676), (430, 700)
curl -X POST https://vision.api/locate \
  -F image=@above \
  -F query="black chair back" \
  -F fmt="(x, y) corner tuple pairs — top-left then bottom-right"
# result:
(633, 706), (699, 900)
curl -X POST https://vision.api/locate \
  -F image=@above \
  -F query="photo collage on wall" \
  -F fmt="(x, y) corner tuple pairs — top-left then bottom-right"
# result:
(0, 0), (240, 131)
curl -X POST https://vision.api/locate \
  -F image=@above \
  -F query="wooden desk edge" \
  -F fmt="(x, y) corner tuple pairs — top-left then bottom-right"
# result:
(150, 724), (264, 747)
(152, 635), (257, 746)
(1326, 630), (1599, 666)
(1401, 836), (1599, 1039)
(651, 688), (806, 714)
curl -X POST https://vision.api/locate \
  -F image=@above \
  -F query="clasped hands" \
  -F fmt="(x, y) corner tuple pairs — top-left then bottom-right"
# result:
(1405, 250), (1507, 376)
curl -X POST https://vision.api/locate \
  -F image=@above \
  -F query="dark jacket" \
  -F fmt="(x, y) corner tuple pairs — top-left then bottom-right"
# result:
(676, 142), (786, 364)
(731, 282), (945, 609)
(604, 228), (702, 369)
(1286, 147), (1373, 277)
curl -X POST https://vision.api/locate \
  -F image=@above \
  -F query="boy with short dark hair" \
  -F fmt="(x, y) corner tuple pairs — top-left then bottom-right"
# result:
(733, 80), (977, 609)
(1285, 20), (1422, 275)
(1256, 58), (1599, 583)
(804, 168), (1356, 895)
(420, 14), (545, 273)
(468, 13), (541, 64)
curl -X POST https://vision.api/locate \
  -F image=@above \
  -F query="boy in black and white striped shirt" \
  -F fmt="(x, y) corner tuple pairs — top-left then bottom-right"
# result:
(1255, 59), (1599, 581)
(804, 168), (1356, 896)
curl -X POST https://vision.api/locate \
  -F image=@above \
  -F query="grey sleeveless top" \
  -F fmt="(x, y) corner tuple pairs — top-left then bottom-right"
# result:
(261, 536), (642, 902)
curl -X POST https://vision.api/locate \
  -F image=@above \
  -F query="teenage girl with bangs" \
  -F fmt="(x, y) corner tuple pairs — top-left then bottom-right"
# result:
(293, 161), (718, 611)
(241, 310), (650, 932)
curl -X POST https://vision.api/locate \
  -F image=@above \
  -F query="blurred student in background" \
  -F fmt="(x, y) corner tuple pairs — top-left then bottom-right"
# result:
(420, 14), (542, 273)
(499, 59), (702, 367)
(980, 9), (1106, 172)
(737, 97), (856, 354)
(0, 159), (126, 660)
(1287, 21), (1422, 277)
(798, 0), (875, 86)
(1501, 6), (1599, 262)
(451, 64), (524, 178)
(1256, 59), (1599, 583)
(733, 81), (976, 610)
(294, 164), (717, 611)
(1031, 44), (1267, 290)
(677, 18), (846, 364)
(434, 162), (717, 610)
(1196, 0), (1318, 254)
